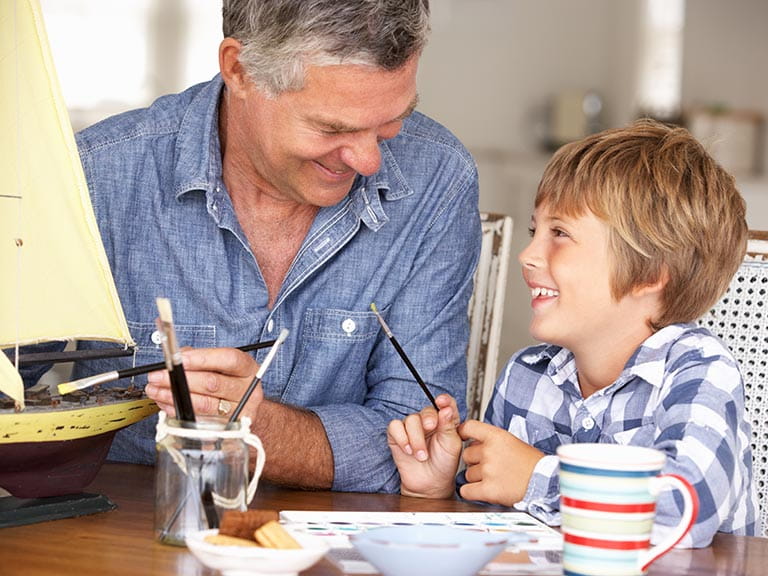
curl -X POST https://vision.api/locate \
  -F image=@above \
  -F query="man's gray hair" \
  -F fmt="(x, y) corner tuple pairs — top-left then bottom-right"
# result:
(222, 0), (430, 98)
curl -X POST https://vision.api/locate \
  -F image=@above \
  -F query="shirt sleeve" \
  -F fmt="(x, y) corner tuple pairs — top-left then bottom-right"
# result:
(514, 454), (562, 525)
(649, 347), (754, 548)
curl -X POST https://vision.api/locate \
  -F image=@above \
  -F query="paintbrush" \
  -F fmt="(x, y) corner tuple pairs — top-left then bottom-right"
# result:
(56, 340), (277, 395)
(370, 302), (438, 410)
(228, 328), (289, 423)
(155, 297), (196, 422)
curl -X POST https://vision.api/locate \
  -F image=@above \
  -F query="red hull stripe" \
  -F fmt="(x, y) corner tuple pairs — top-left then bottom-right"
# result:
(561, 496), (655, 514)
(565, 533), (650, 550)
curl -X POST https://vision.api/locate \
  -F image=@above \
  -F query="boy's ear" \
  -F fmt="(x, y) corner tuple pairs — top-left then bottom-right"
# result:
(631, 265), (669, 297)
(219, 38), (249, 98)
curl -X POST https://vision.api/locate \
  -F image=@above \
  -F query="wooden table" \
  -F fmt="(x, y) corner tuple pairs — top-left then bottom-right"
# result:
(0, 463), (766, 575)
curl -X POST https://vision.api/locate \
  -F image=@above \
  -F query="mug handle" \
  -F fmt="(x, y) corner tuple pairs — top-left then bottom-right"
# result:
(241, 418), (266, 505)
(638, 474), (700, 572)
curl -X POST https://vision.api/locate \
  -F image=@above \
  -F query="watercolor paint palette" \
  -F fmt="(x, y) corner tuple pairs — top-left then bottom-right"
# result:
(279, 511), (563, 574)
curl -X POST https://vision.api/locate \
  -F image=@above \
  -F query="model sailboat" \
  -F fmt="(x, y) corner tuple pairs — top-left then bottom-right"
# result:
(0, 0), (157, 500)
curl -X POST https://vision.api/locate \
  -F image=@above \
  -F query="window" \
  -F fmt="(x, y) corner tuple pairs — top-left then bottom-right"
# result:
(39, 0), (221, 129)
(636, 0), (686, 121)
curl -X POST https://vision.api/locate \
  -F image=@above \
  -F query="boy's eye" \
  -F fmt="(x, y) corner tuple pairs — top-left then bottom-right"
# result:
(527, 227), (536, 237)
(552, 227), (569, 238)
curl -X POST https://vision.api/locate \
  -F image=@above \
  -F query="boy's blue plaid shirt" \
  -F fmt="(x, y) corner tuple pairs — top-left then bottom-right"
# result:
(472, 323), (759, 548)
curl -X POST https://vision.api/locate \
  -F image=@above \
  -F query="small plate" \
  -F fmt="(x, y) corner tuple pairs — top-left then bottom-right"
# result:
(186, 528), (329, 576)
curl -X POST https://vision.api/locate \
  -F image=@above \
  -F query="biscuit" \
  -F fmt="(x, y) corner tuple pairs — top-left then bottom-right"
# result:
(203, 533), (260, 547)
(253, 520), (302, 549)
(218, 509), (280, 540)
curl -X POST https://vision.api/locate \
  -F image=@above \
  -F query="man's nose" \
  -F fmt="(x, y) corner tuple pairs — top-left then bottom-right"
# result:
(339, 133), (383, 176)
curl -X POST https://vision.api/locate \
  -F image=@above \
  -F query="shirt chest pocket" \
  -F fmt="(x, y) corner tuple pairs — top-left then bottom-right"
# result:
(282, 308), (380, 404)
(301, 308), (381, 342)
(509, 414), (564, 456)
(128, 321), (217, 365)
(604, 417), (657, 446)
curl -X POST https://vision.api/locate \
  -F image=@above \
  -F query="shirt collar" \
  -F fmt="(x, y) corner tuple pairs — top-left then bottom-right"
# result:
(621, 323), (693, 388)
(519, 323), (696, 392)
(174, 75), (224, 201)
(347, 148), (415, 231)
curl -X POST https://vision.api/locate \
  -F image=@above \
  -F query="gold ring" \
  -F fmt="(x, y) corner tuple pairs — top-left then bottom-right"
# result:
(217, 398), (232, 416)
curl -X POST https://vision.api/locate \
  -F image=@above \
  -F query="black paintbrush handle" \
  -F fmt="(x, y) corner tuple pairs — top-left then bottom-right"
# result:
(228, 376), (260, 423)
(170, 364), (196, 423)
(115, 340), (277, 380)
(389, 336), (438, 409)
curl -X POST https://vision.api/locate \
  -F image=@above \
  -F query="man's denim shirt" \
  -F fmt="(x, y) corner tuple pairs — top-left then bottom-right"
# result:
(66, 75), (480, 493)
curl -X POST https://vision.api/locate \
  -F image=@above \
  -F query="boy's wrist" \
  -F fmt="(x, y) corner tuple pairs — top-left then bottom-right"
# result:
(400, 481), (456, 499)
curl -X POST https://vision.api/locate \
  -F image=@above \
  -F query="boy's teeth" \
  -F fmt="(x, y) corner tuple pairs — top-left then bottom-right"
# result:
(532, 287), (559, 298)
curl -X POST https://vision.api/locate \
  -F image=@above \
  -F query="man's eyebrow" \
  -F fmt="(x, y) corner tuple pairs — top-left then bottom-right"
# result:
(315, 95), (420, 133)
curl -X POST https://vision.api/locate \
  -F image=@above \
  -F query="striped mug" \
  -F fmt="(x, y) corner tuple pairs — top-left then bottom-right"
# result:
(557, 443), (699, 576)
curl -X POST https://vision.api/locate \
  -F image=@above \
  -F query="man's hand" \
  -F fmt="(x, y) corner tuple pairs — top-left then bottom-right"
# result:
(145, 346), (262, 419)
(144, 347), (334, 489)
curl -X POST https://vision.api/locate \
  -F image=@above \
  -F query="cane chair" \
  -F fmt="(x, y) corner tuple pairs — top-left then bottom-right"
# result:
(697, 230), (768, 536)
(466, 212), (513, 421)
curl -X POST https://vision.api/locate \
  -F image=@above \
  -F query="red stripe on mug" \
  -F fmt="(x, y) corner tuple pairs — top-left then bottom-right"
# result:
(561, 496), (656, 514)
(564, 533), (651, 550)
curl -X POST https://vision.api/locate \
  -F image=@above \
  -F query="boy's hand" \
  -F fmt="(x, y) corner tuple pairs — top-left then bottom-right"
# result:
(458, 420), (544, 506)
(387, 394), (462, 499)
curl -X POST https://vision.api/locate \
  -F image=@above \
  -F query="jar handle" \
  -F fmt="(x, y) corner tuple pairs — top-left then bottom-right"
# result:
(240, 417), (266, 504)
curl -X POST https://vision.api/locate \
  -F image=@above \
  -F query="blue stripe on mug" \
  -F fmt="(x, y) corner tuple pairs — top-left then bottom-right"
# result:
(559, 462), (659, 477)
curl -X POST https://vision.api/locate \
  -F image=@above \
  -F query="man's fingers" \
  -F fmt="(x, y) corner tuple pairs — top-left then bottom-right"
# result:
(181, 347), (259, 377)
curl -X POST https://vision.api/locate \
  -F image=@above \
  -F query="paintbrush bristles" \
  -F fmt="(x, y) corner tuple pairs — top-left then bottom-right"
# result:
(156, 297), (183, 365)
(57, 371), (119, 395)
(254, 329), (289, 379)
(156, 297), (173, 324)
(370, 302), (393, 337)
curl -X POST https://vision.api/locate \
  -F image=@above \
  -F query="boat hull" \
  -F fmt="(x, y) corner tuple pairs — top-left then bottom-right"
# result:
(0, 432), (114, 498)
(0, 398), (158, 498)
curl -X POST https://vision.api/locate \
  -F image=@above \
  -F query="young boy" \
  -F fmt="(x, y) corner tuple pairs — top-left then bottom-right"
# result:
(388, 119), (759, 548)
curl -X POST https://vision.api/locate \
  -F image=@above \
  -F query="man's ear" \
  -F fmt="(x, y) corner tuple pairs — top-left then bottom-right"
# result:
(219, 37), (248, 98)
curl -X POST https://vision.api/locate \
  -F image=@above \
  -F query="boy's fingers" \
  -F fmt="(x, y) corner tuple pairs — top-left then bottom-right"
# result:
(386, 420), (413, 455)
(403, 413), (429, 460)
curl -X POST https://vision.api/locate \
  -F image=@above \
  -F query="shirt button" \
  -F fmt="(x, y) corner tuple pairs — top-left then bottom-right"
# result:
(341, 318), (356, 334)
(581, 416), (595, 430)
(267, 319), (274, 332)
(150, 330), (163, 345)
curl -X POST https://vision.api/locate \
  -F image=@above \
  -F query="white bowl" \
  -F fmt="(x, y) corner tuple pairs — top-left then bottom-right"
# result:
(350, 525), (508, 576)
(185, 528), (329, 576)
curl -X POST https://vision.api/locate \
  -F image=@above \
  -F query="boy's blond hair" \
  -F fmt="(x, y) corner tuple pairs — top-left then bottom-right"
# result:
(536, 118), (747, 330)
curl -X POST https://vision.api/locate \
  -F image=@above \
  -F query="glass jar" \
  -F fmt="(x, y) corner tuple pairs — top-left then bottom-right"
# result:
(154, 412), (265, 546)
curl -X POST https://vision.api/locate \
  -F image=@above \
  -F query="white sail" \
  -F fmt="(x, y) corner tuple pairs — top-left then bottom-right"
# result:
(0, 0), (135, 408)
(0, 355), (23, 408)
